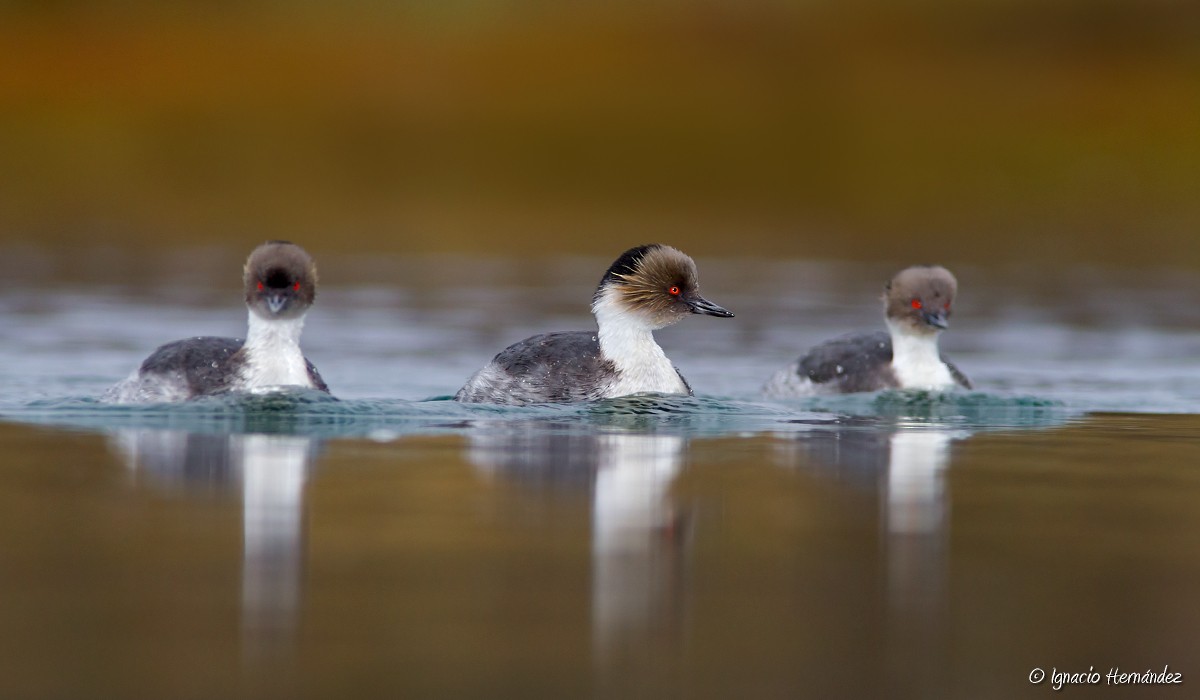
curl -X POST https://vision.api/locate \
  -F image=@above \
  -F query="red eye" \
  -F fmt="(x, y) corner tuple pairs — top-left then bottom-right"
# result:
(910, 299), (922, 310)
(257, 282), (264, 292)
(668, 286), (681, 296)
(293, 281), (301, 291)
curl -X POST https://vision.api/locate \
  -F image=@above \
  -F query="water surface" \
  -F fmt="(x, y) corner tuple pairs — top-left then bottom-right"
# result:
(1, 253), (1198, 698)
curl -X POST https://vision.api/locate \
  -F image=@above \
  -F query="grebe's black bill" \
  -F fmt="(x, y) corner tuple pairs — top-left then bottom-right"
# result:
(687, 297), (734, 318)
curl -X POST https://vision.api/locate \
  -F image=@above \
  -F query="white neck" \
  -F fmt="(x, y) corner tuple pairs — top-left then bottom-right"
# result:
(886, 319), (955, 390)
(592, 289), (688, 396)
(239, 311), (313, 391)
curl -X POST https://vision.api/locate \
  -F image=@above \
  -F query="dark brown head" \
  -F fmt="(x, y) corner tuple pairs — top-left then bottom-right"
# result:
(883, 265), (958, 335)
(243, 241), (318, 320)
(592, 244), (733, 329)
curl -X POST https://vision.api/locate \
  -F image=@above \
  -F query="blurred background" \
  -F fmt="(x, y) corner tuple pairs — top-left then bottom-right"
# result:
(3, 9), (1200, 698)
(1, 0), (1198, 268)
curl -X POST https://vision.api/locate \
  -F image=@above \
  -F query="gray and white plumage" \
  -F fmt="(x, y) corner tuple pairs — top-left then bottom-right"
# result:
(764, 265), (971, 397)
(455, 244), (732, 405)
(104, 241), (329, 403)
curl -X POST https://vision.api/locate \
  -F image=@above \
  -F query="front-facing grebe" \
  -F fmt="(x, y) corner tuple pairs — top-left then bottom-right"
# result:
(764, 265), (971, 396)
(105, 241), (329, 403)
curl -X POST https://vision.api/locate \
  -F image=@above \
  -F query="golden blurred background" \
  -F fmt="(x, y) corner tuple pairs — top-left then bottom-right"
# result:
(0, 1), (1197, 265)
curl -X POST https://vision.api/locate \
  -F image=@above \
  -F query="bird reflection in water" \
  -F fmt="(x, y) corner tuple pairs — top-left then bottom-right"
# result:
(466, 423), (688, 677)
(109, 429), (317, 659)
(884, 428), (958, 603)
(778, 420), (969, 690)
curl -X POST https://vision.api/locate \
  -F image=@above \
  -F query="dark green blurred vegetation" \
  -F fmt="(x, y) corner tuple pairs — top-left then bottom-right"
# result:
(0, 1), (1198, 264)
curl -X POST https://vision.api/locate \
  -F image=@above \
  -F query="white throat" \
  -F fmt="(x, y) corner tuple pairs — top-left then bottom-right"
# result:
(886, 318), (955, 390)
(592, 288), (688, 397)
(240, 311), (313, 391)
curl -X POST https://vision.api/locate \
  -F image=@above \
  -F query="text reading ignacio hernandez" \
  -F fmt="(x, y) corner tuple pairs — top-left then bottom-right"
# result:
(1028, 665), (1182, 691)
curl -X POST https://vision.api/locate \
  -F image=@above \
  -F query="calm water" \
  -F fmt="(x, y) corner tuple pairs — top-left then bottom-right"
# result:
(2, 250), (1199, 699)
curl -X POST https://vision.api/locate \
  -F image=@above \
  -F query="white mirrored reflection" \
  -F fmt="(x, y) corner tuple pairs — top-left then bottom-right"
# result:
(885, 430), (955, 536)
(777, 422), (967, 689)
(467, 425), (687, 667)
(237, 435), (311, 654)
(881, 427), (965, 690)
(775, 424), (964, 576)
(879, 428), (967, 617)
(589, 433), (685, 660)
(110, 430), (316, 657)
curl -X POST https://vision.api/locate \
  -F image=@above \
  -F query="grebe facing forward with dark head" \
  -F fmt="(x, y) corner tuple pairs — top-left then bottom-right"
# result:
(455, 244), (734, 405)
(105, 241), (329, 403)
(764, 265), (971, 397)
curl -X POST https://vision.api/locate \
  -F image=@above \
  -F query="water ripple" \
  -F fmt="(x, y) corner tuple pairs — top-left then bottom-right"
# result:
(1, 387), (1075, 439)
